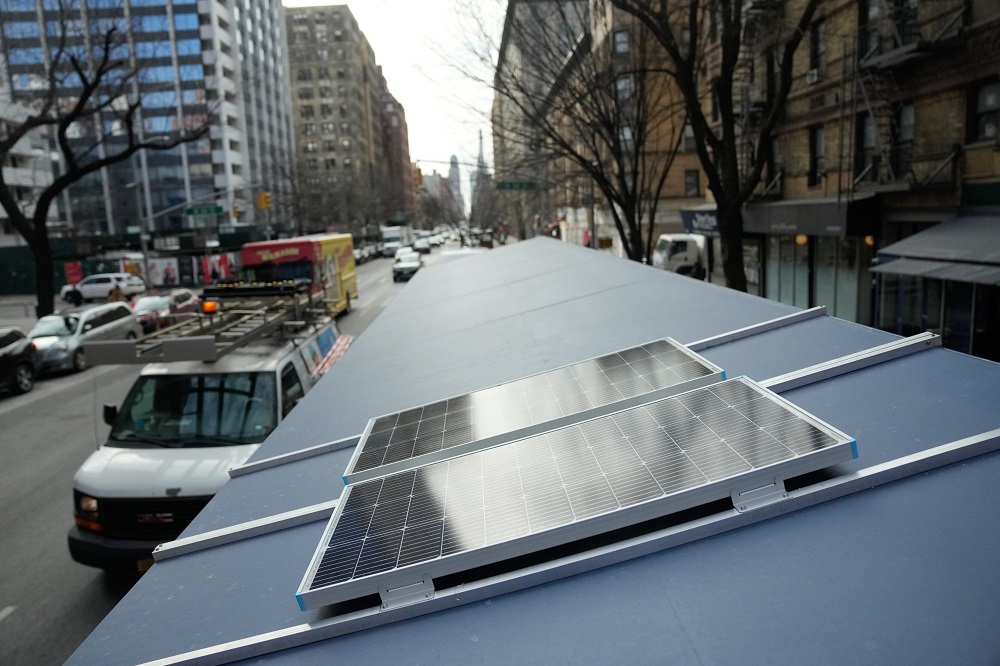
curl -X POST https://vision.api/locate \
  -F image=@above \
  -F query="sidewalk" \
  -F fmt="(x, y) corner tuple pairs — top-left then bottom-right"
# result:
(0, 294), (43, 332)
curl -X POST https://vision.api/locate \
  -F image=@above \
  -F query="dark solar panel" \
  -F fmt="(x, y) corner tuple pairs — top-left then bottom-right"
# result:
(298, 378), (856, 610)
(343, 339), (724, 484)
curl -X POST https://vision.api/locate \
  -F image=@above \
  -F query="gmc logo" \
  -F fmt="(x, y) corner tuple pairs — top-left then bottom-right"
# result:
(136, 513), (175, 524)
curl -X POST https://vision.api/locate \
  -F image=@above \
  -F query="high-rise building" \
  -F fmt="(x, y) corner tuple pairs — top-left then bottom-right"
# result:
(0, 98), (58, 240)
(284, 4), (389, 235)
(0, 0), (294, 239)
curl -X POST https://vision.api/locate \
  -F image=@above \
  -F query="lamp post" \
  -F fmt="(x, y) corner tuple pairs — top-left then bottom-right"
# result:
(124, 180), (153, 286)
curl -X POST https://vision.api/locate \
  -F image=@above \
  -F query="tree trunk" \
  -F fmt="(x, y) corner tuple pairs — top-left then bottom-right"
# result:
(30, 229), (56, 317)
(718, 204), (748, 292)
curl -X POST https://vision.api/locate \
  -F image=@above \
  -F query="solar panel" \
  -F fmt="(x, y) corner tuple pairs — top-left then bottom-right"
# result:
(342, 338), (724, 484)
(297, 377), (856, 611)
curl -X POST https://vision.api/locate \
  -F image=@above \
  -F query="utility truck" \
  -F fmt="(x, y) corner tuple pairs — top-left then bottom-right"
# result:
(650, 233), (708, 280)
(68, 282), (352, 573)
(379, 224), (413, 256)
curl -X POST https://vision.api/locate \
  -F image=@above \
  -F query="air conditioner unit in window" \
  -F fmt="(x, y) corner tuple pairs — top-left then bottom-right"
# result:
(806, 68), (820, 85)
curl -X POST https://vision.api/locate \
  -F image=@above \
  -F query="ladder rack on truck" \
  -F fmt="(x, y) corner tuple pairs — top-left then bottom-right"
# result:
(85, 282), (331, 365)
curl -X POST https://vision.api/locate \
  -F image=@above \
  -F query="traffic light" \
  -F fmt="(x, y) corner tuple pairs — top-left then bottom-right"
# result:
(257, 191), (272, 210)
(232, 204), (240, 220)
(415, 167), (423, 186)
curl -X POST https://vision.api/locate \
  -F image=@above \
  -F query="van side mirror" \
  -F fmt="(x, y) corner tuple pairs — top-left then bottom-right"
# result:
(103, 404), (118, 426)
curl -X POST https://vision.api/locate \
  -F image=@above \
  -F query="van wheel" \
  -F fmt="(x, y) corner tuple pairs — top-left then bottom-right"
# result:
(73, 349), (87, 372)
(12, 362), (34, 394)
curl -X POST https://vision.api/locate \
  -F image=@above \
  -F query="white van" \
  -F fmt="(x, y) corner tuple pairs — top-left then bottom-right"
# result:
(67, 299), (346, 572)
(650, 233), (708, 279)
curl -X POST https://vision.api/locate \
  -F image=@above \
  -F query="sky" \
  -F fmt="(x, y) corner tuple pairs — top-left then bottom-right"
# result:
(283, 0), (504, 204)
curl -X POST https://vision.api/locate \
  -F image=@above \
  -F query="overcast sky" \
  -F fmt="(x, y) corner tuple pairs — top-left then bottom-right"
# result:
(283, 0), (503, 200)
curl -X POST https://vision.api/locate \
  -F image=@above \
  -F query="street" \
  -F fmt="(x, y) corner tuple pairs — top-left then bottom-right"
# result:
(0, 252), (435, 664)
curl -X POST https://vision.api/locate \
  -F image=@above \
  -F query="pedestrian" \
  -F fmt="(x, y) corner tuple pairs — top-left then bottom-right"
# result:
(108, 284), (125, 302)
(69, 288), (83, 307)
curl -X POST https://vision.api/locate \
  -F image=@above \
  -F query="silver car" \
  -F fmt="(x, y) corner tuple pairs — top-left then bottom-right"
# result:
(28, 303), (143, 373)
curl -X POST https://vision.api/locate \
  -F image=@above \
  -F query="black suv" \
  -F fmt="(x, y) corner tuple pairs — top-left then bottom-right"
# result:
(0, 327), (38, 394)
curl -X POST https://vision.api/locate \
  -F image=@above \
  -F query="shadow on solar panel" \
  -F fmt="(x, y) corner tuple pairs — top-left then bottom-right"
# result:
(342, 338), (725, 485)
(298, 377), (856, 612)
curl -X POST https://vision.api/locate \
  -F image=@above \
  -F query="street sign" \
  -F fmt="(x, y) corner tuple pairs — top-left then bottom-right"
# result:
(184, 205), (224, 216)
(496, 181), (537, 191)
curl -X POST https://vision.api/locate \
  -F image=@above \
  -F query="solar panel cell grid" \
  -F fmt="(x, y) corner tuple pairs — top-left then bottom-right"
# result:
(305, 379), (852, 602)
(347, 340), (718, 477)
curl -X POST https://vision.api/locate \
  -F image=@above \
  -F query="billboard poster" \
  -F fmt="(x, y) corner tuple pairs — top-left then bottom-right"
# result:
(147, 258), (180, 287)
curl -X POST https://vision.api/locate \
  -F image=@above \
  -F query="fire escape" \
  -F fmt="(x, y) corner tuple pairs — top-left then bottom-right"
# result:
(735, 0), (785, 200)
(844, 0), (967, 196)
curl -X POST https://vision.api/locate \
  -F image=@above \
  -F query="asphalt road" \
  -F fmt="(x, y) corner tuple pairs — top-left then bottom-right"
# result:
(0, 250), (435, 664)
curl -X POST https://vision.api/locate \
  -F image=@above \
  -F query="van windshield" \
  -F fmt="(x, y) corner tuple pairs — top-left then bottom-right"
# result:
(108, 372), (278, 447)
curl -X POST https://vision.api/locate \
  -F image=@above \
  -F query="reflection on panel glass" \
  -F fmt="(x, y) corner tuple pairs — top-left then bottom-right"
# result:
(349, 340), (716, 475)
(304, 378), (854, 600)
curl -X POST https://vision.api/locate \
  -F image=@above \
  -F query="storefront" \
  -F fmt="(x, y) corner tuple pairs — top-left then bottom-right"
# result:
(870, 213), (1000, 361)
(679, 204), (761, 292)
(742, 195), (880, 325)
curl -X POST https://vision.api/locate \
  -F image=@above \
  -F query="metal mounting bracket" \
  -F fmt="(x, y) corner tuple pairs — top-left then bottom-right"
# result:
(732, 478), (789, 512)
(378, 575), (435, 611)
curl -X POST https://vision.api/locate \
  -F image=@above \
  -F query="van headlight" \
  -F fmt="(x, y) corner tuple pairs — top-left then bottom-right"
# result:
(79, 495), (99, 513)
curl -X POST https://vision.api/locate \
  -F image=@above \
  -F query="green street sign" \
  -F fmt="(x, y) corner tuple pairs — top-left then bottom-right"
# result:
(185, 205), (224, 216)
(496, 181), (537, 191)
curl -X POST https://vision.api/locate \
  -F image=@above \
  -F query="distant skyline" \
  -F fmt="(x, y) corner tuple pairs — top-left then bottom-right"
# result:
(283, 0), (502, 211)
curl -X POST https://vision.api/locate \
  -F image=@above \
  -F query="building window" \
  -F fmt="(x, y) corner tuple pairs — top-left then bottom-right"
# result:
(319, 86), (332, 97)
(682, 124), (696, 152)
(298, 88), (314, 100)
(297, 69), (311, 81)
(321, 121), (335, 133)
(302, 123), (315, 135)
(300, 106), (314, 119)
(809, 125), (825, 187)
(325, 157), (336, 168)
(315, 30), (327, 42)
(810, 20), (826, 76)
(304, 142), (318, 152)
(323, 140), (336, 151)
(684, 170), (700, 197)
(860, 0), (880, 59)
(856, 114), (877, 180)
(614, 30), (629, 54)
(318, 67), (330, 79)
(971, 80), (1000, 142)
(616, 75), (633, 101)
(390, 116), (399, 127)
(892, 103), (914, 176)
(321, 104), (333, 117)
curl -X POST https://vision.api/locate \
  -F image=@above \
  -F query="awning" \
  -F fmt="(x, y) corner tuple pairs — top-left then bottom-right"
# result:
(872, 214), (1000, 286)
(871, 258), (1000, 286)
(742, 194), (879, 237)
(877, 215), (1000, 263)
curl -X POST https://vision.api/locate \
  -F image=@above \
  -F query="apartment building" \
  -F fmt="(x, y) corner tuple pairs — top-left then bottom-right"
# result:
(714, 0), (999, 359)
(381, 80), (414, 224)
(284, 4), (389, 235)
(0, 0), (294, 240)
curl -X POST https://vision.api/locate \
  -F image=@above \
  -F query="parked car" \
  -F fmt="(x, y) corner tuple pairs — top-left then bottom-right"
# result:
(132, 289), (200, 333)
(61, 273), (147, 304)
(413, 237), (432, 254)
(0, 327), (38, 394)
(27, 302), (143, 373)
(394, 245), (414, 261)
(392, 251), (423, 282)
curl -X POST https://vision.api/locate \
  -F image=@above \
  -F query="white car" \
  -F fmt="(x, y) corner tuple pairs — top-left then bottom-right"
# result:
(61, 273), (147, 303)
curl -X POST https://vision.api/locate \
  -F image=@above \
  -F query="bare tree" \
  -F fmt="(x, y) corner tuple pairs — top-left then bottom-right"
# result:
(609, 0), (822, 290)
(0, 5), (212, 315)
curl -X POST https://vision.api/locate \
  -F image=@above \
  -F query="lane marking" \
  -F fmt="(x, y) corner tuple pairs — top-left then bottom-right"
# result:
(0, 606), (16, 623)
